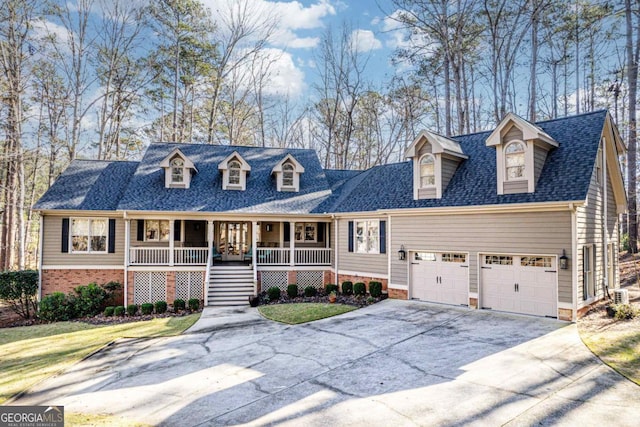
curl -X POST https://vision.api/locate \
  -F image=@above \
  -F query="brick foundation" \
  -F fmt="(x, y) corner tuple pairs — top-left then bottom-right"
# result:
(388, 288), (408, 299)
(42, 269), (125, 305)
(337, 274), (388, 292)
(166, 271), (176, 304)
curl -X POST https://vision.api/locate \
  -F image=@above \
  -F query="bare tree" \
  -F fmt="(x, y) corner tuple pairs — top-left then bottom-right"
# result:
(626, 0), (639, 253)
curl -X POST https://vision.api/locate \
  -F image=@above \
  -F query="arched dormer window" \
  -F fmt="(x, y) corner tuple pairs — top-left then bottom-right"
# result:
(170, 157), (184, 183)
(282, 163), (294, 187)
(228, 160), (241, 185)
(505, 141), (525, 180)
(420, 154), (435, 187)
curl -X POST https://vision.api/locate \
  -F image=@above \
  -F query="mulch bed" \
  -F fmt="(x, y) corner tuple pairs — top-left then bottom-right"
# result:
(255, 291), (387, 308)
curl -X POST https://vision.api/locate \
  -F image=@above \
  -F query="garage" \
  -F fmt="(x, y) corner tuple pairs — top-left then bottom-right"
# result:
(410, 251), (469, 306)
(480, 254), (557, 318)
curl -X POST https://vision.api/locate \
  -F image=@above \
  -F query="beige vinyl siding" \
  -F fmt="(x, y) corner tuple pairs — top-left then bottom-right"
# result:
(42, 215), (125, 265)
(337, 218), (388, 276)
(418, 142), (432, 156)
(607, 171), (619, 288)
(504, 125), (523, 143)
(503, 180), (528, 194)
(441, 158), (459, 191)
(575, 153), (619, 304)
(418, 188), (437, 198)
(534, 145), (548, 184)
(390, 211), (572, 302)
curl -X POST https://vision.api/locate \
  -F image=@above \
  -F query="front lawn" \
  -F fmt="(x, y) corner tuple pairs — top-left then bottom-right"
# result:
(580, 326), (640, 386)
(258, 303), (356, 324)
(0, 314), (200, 403)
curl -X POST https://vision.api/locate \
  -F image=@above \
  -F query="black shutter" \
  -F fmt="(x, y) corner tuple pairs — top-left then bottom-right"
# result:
(108, 219), (116, 253)
(348, 221), (354, 252)
(317, 222), (325, 243)
(137, 220), (144, 241)
(174, 220), (181, 241)
(284, 222), (290, 241)
(61, 218), (69, 253)
(380, 220), (386, 254)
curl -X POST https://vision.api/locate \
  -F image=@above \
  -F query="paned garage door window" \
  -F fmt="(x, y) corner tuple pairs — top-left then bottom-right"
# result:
(414, 252), (436, 261)
(521, 256), (552, 268)
(484, 255), (513, 265)
(442, 253), (466, 263)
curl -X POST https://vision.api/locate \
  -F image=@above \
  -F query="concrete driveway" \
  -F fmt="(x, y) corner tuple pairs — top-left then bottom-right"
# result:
(13, 300), (640, 426)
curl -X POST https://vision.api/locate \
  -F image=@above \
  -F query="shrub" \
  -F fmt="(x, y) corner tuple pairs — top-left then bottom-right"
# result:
(126, 304), (138, 316)
(621, 233), (630, 252)
(249, 296), (260, 307)
(140, 303), (154, 315)
(101, 281), (122, 307)
(73, 283), (107, 317)
(103, 306), (115, 317)
(0, 270), (39, 319)
(325, 284), (338, 294)
(188, 298), (200, 311)
(287, 284), (299, 298)
(114, 306), (125, 316)
(608, 303), (640, 320)
(369, 281), (383, 298)
(341, 281), (353, 295)
(267, 287), (281, 301)
(173, 299), (186, 311)
(353, 282), (366, 296)
(155, 300), (168, 314)
(304, 286), (317, 297)
(367, 296), (375, 304)
(39, 292), (76, 322)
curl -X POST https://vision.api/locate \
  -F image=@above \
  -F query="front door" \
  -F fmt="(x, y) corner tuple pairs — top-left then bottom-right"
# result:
(219, 222), (248, 261)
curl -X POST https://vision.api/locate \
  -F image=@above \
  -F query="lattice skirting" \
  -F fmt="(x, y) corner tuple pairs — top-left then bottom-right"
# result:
(260, 271), (289, 292)
(296, 271), (324, 289)
(133, 272), (167, 304)
(175, 271), (204, 301)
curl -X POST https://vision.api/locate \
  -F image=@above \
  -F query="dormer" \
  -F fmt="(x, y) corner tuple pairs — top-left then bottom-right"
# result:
(218, 151), (251, 191)
(159, 148), (197, 189)
(272, 154), (305, 192)
(405, 130), (468, 199)
(486, 113), (558, 195)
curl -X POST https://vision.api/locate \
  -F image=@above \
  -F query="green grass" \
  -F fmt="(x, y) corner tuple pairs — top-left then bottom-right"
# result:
(258, 303), (356, 324)
(581, 328), (640, 385)
(0, 314), (200, 404)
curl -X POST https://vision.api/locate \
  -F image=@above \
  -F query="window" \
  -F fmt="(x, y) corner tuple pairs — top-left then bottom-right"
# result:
(295, 222), (316, 242)
(145, 220), (170, 242)
(521, 256), (552, 268)
(583, 245), (594, 300)
(355, 220), (379, 254)
(229, 160), (241, 185)
(282, 163), (294, 187)
(414, 252), (436, 261)
(420, 154), (435, 187)
(484, 255), (513, 265)
(442, 253), (466, 263)
(71, 218), (107, 253)
(596, 148), (602, 185)
(505, 141), (525, 180)
(170, 157), (184, 183)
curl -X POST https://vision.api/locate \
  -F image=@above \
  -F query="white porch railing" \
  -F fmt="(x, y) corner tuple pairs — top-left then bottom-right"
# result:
(256, 248), (290, 265)
(129, 247), (208, 265)
(295, 248), (332, 265)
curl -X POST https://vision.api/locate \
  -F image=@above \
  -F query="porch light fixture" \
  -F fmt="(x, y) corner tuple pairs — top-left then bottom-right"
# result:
(559, 249), (568, 270)
(398, 245), (407, 261)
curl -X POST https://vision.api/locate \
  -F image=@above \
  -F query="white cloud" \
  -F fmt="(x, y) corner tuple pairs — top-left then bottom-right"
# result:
(232, 48), (306, 98)
(272, 28), (320, 49)
(349, 29), (382, 53)
(379, 10), (430, 51)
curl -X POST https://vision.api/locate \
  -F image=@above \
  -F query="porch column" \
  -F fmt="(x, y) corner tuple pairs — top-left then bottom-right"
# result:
(124, 219), (130, 306)
(252, 221), (258, 293)
(207, 220), (214, 250)
(169, 219), (175, 266)
(290, 222), (295, 267)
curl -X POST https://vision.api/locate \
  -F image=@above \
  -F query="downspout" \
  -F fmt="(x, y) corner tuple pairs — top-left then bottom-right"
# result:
(602, 138), (610, 299)
(387, 214), (391, 293)
(333, 215), (338, 285)
(570, 202), (578, 322)
(124, 212), (129, 306)
(37, 214), (43, 301)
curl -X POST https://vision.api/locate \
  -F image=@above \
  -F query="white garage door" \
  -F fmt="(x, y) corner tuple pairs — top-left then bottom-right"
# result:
(410, 252), (469, 306)
(481, 254), (557, 318)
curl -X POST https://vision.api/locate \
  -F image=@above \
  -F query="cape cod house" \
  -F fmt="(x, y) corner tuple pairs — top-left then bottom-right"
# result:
(33, 110), (626, 321)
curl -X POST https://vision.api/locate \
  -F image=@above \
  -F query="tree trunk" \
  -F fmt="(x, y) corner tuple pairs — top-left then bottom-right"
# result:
(626, 0), (638, 253)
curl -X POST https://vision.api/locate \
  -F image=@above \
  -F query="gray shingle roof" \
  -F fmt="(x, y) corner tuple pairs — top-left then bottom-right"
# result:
(116, 144), (331, 213)
(33, 160), (139, 211)
(319, 110), (608, 213)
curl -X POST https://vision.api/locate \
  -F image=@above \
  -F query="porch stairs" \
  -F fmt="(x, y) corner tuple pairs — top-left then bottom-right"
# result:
(207, 264), (254, 306)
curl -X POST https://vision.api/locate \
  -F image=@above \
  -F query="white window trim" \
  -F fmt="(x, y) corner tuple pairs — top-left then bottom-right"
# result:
(582, 244), (595, 301)
(70, 218), (108, 254)
(170, 157), (185, 185)
(419, 154), (436, 188)
(504, 141), (526, 181)
(295, 222), (317, 243)
(144, 220), (170, 242)
(282, 163), (295, 188)
(496, 138), (535, 194)
(354, 219), (380, 254)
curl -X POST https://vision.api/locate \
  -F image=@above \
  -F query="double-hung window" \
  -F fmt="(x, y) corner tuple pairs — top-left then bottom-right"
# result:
(145, 220), (170, 242)
(71, 218), (107, 253)
(229, 160), (241, 185)
(295, 222), (316, 242)
(505, 141), (525, 179)
(283, 163), (295, 187)
(419, 154), (435, 187)
(170, 157), (184, 183)
(355, 220), (379, 254)
(583, 245), (594, 300)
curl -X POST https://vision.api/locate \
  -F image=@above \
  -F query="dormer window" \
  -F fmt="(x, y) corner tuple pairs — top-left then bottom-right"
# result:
(505, 141), (525, 180)
(159, 148), (197, 189)
(170, 157), (184, 183)
(272, 154), (304, 192)
(420, 155), (436, 187)
(218, 151), (251, 191)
